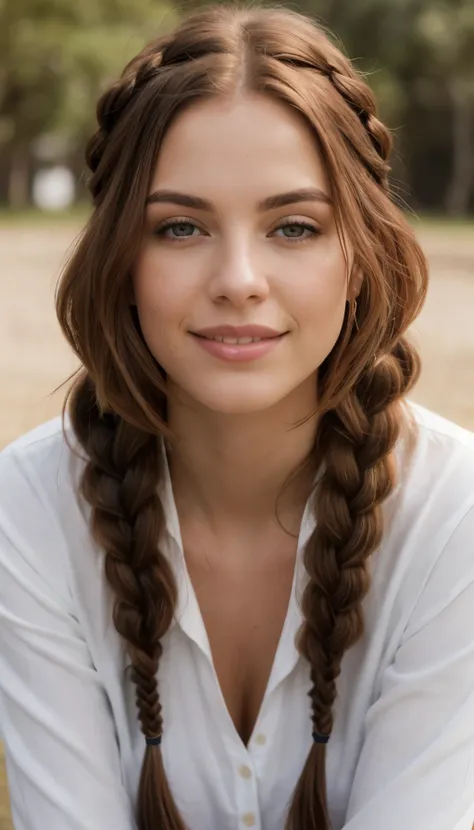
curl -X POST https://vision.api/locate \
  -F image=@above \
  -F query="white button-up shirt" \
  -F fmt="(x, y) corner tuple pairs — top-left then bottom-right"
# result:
(1, 402), (474, 830)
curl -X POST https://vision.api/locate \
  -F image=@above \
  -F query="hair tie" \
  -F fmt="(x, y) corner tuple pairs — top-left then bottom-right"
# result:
(312, 731), (330, 744)
(146, 734), (162, 746)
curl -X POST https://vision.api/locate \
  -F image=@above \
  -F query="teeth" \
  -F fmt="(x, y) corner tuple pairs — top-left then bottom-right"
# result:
(212, 336), (263, 344)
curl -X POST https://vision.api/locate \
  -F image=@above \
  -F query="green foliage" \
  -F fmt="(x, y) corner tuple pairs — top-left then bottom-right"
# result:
(0, 0), (178, 148)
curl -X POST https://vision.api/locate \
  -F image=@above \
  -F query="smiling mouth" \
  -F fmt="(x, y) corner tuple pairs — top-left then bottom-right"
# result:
(189, 331), (288, 362)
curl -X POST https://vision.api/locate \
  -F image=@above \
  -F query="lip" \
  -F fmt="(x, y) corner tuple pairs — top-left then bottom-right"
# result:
(190, 331), (287, 363)
(191, 324), (285, 339)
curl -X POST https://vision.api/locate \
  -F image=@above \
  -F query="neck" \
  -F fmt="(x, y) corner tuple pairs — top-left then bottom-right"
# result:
(165, 378), (319, 536)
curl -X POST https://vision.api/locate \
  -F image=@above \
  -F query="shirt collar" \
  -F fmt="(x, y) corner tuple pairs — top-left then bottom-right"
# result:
(157, 437), (317, 677)
(157, 439), (212, 654)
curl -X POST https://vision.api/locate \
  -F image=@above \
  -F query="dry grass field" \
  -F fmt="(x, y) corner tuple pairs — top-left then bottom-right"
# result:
(0, 218), (473, 827)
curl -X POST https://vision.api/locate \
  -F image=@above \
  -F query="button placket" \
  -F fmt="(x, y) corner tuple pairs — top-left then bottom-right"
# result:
(236, 752), (261, 830)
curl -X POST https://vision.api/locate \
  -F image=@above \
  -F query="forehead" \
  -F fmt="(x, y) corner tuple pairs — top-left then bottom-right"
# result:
(150, 94), (329, 201)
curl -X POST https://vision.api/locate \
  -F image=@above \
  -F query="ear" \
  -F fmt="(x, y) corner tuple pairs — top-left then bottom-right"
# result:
(348, 263), (363, 302)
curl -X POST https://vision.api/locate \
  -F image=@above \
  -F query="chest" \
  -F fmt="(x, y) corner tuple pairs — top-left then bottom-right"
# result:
(183, 534), (298, 746)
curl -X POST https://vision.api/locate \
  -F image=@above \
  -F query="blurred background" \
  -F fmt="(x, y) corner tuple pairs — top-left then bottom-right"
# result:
(0, 0), (473, 826)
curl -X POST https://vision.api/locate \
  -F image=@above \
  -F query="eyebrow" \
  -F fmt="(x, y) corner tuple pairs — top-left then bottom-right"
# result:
(145, 186), (332, 211)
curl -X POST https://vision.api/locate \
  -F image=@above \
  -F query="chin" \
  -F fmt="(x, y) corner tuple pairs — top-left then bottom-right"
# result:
(203, 395), (280, 416)
(176, 375), (292, 416)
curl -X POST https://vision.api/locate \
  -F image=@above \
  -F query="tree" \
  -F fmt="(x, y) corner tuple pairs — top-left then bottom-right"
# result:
(0, 0), (178, 207)
(414, 0), (474, 215)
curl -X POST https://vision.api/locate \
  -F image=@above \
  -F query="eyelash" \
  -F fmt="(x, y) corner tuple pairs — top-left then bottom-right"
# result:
(152, 217), (321, 245)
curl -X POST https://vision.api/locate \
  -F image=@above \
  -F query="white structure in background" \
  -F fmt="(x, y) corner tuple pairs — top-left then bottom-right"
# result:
(32, 166), (76, 211)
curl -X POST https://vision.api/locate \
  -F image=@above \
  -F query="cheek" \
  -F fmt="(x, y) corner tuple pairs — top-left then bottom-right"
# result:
(289, 247), (349, 327)
(132, 251), (189, 329)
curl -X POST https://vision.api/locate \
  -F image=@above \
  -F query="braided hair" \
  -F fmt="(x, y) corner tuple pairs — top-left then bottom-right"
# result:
(55, 5), (428, 829)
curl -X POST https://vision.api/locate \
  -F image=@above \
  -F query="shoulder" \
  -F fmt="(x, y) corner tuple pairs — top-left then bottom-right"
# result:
(371, 401), (474, 636)
(1, 413), (75, 461)
(0, 417), (88, 594)
(0, 415), (86, 496)
(0, 415), (88, 515)
(397, 400), (474, 517)
(408, 399), (474, 463)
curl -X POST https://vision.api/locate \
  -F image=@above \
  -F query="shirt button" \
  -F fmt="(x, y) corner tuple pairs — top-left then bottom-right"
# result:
(239, 764), (252, 780)
(242, 814), (256, 827)
(255, 733), (267, 745)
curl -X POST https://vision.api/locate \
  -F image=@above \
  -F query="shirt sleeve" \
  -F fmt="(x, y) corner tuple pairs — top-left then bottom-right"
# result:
(343, 503), (474, 830)
(0, 446), (136, 830)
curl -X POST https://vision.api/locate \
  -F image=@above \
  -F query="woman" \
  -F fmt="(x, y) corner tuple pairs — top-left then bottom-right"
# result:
(1, 4), (473, 830)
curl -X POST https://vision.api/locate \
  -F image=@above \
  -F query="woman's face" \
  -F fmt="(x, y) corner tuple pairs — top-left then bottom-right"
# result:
(132, 93), (359, 415)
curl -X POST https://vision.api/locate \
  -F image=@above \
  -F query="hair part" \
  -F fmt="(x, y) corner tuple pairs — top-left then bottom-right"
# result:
(55, 4), (428, 828)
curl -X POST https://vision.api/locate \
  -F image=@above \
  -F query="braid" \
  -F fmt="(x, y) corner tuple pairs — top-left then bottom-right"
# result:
(286, 336), (419, 829)
(85, 38), (173, 202)
(68, 372), (188, 830)
(325, 65), (392, 186)
(276, 54), (391, 189)
(85, 22), (237, 203)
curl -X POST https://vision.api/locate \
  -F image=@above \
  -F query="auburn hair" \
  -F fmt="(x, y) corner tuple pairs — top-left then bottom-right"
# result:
(55, 3), (428, 828)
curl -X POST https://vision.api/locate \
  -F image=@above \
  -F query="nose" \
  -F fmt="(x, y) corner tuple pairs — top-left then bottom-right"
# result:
(208, 237), (270, 307)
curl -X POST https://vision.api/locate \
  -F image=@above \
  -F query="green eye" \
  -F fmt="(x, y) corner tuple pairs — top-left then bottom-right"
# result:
(273, 221), (320, 242)
(153, 220), (200, 240)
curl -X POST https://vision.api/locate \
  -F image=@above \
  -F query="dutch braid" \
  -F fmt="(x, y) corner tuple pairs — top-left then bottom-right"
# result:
(325, 65), (392, 180)
(286, 339), (419, 828)
(68, 374), (187, 829)
(273, 54), (392, 189)
(85, 40), (172, 203)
